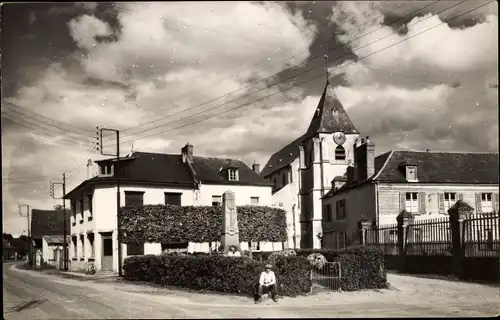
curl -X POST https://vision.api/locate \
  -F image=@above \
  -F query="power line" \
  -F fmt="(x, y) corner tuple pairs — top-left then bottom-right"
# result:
(2, 102), (94, 140)
(117, 0), (427, 136)
(113, 0), (491, 146)
(1, 115), (88, 146)
(1, 100), (94, 133)
(111, 0), (466, 145)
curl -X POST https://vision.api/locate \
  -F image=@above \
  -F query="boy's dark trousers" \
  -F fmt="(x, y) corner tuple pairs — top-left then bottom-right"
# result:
(254, 284), (277, 302)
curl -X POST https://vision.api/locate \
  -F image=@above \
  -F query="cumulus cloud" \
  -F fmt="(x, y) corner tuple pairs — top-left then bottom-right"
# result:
(329, 1), (498, 154)
(3, 2), (318, 233)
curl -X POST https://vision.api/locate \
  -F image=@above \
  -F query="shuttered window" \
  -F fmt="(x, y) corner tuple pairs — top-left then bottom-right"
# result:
(125, 191), (144, 206)
(164, 192), (182, 206)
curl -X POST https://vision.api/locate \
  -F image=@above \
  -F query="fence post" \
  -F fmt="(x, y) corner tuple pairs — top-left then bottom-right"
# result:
(396, 210), (414, 271)
(448, 200), (474, 279)
(358, 219), (372, 246)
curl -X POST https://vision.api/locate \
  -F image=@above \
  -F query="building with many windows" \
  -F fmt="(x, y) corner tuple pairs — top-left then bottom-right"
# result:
(321, 144), (499, 249)
(64, 143), (274, 273)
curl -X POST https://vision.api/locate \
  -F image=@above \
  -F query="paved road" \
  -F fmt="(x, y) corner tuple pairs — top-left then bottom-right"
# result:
(3, 262), (499, 319)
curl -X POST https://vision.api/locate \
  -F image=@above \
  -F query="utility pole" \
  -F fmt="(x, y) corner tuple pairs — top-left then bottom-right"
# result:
(50, 174), (68, 270)
(97, 127), (122, 276)
(17, 204), (31, 264)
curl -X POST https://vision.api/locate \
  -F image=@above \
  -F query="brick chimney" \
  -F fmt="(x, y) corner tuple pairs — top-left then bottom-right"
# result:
(181, 143), (193, 163)
(354, 136), (375, 181)
(252, 161), (260, 174)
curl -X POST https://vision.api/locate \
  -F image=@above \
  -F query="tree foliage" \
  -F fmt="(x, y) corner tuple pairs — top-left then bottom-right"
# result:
(120, 204), (287, 244)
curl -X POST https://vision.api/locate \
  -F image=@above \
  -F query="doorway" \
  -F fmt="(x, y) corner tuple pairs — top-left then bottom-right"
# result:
(101, 233), (113, 271)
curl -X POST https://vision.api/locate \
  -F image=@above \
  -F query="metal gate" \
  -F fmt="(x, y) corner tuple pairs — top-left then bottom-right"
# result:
(310, 261), (342, 293)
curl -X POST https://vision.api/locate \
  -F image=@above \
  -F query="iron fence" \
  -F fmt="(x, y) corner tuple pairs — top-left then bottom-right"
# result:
(462, 213), (500, 257)
(366, 223), (399, 255)
(405, 217), (452, 256)
(310, 261), (341, 293)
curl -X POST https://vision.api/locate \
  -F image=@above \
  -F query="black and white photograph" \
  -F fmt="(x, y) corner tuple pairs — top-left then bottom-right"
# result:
(2, 1), (499, 318)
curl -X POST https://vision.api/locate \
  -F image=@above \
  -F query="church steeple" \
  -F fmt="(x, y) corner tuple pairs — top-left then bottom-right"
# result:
(303, 81), (358, 140)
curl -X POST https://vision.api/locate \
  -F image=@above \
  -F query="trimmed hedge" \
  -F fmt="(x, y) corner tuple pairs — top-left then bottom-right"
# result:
(120, 205), (287, 244)
(294, 247), (388, 291)
(123, 254), (311, 297)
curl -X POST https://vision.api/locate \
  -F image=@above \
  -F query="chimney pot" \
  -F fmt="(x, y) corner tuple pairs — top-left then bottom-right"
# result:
(181, 143), (193, 162)
(252, 161), (260, 174)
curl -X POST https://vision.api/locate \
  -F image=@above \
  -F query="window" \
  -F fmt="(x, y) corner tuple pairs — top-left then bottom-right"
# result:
(481, 193), (493, 213)
(71, 200), (76, 222)
(88, 233), (95, 257)
(165, 192), (182, 206)
(251, 197), (259, 205)
(161, 242), (188, 253)
(289, 170), (293, 183)
(228, 168), (238, 181)
(336, 199), (346, 220)
(249, 241), (261, 251)
(72, 236), (77, 258)
(87, 193), (93, 216)
(212, 195), (222, 207)
(99, 163), (114, 176)
(335, 145), (346, 160)
(325, 204), (333, 222)
(406, 166), (417, 181)
(444, 192), (456, 212)
(79, 199), (84, 220)
(309, 147), (314, 165)
(282, 173), (288, 187)
(80, 235), (85, 258)
(405, 192), (419, 213)
(127, 243), (144, 256)
(125, 191), (144, 206)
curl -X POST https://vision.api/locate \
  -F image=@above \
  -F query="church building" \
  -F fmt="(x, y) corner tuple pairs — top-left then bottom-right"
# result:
(260, 80), (359, 249)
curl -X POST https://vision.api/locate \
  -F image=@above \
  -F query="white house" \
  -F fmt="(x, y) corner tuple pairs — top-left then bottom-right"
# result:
(64, 143), (275, 273)
(260, 80), (360, 249)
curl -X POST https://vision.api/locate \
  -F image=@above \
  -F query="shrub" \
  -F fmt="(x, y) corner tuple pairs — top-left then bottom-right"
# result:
(120, 205), (287, 244)
(307, 253), (327, 269)
(267, 249), (297, 266)
(123, 254), (311, 297)
(295, 247), (387, 291)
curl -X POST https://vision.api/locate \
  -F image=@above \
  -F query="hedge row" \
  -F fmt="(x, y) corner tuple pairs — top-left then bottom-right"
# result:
(123, 254), (311, 297)
(294, 247), (388, 291)
(120, 205), (287, 244)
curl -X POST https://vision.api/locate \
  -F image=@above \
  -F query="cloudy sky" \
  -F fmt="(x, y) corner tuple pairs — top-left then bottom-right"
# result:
(2, 1), (498, 235)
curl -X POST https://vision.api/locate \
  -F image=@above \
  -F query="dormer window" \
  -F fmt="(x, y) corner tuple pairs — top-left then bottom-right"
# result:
(99, 162), (114, 177)
(228, 168), (239, 181)
(406, 166), (417, 182)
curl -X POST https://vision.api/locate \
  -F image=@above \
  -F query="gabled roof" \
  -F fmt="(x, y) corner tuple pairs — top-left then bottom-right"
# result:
(303, 81), (357, 140)
(192, 156), (272, 186)
(65, 151), (271, 198)
(374, 151), (499, 184)
(323, 151), (499, 198)
(260, 135), (304, 178)
(31, 209), (71, 239)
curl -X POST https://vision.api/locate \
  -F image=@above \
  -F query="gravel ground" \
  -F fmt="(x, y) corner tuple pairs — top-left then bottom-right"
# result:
(4, 262), (499, 319)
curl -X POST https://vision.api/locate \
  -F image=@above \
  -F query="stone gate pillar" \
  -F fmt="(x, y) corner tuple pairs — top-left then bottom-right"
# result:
(448, 200), (474, 278)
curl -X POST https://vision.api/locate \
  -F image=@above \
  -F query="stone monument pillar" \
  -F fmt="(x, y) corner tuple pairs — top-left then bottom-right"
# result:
(221, 190), (242, 256)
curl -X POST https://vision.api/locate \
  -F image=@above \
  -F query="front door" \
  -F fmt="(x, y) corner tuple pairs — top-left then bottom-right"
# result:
(101, 233), (113, 271)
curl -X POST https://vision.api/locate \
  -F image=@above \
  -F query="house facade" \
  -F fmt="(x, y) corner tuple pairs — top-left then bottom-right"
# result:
(321, 141), (500, 249)
(30, 209), (71, 267)
(64, 143), (275, 273)
(261, 80), (360, 249)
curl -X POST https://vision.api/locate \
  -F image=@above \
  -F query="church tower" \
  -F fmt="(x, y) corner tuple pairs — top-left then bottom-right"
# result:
(299, 80), (359, 249)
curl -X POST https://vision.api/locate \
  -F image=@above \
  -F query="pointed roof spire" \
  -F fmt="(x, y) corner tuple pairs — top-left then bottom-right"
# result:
(303, 81), (358, 140)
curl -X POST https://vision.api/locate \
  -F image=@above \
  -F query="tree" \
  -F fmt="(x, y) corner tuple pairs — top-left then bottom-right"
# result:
(53, 204), (64, 211)
(11, 236), (30, 256)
